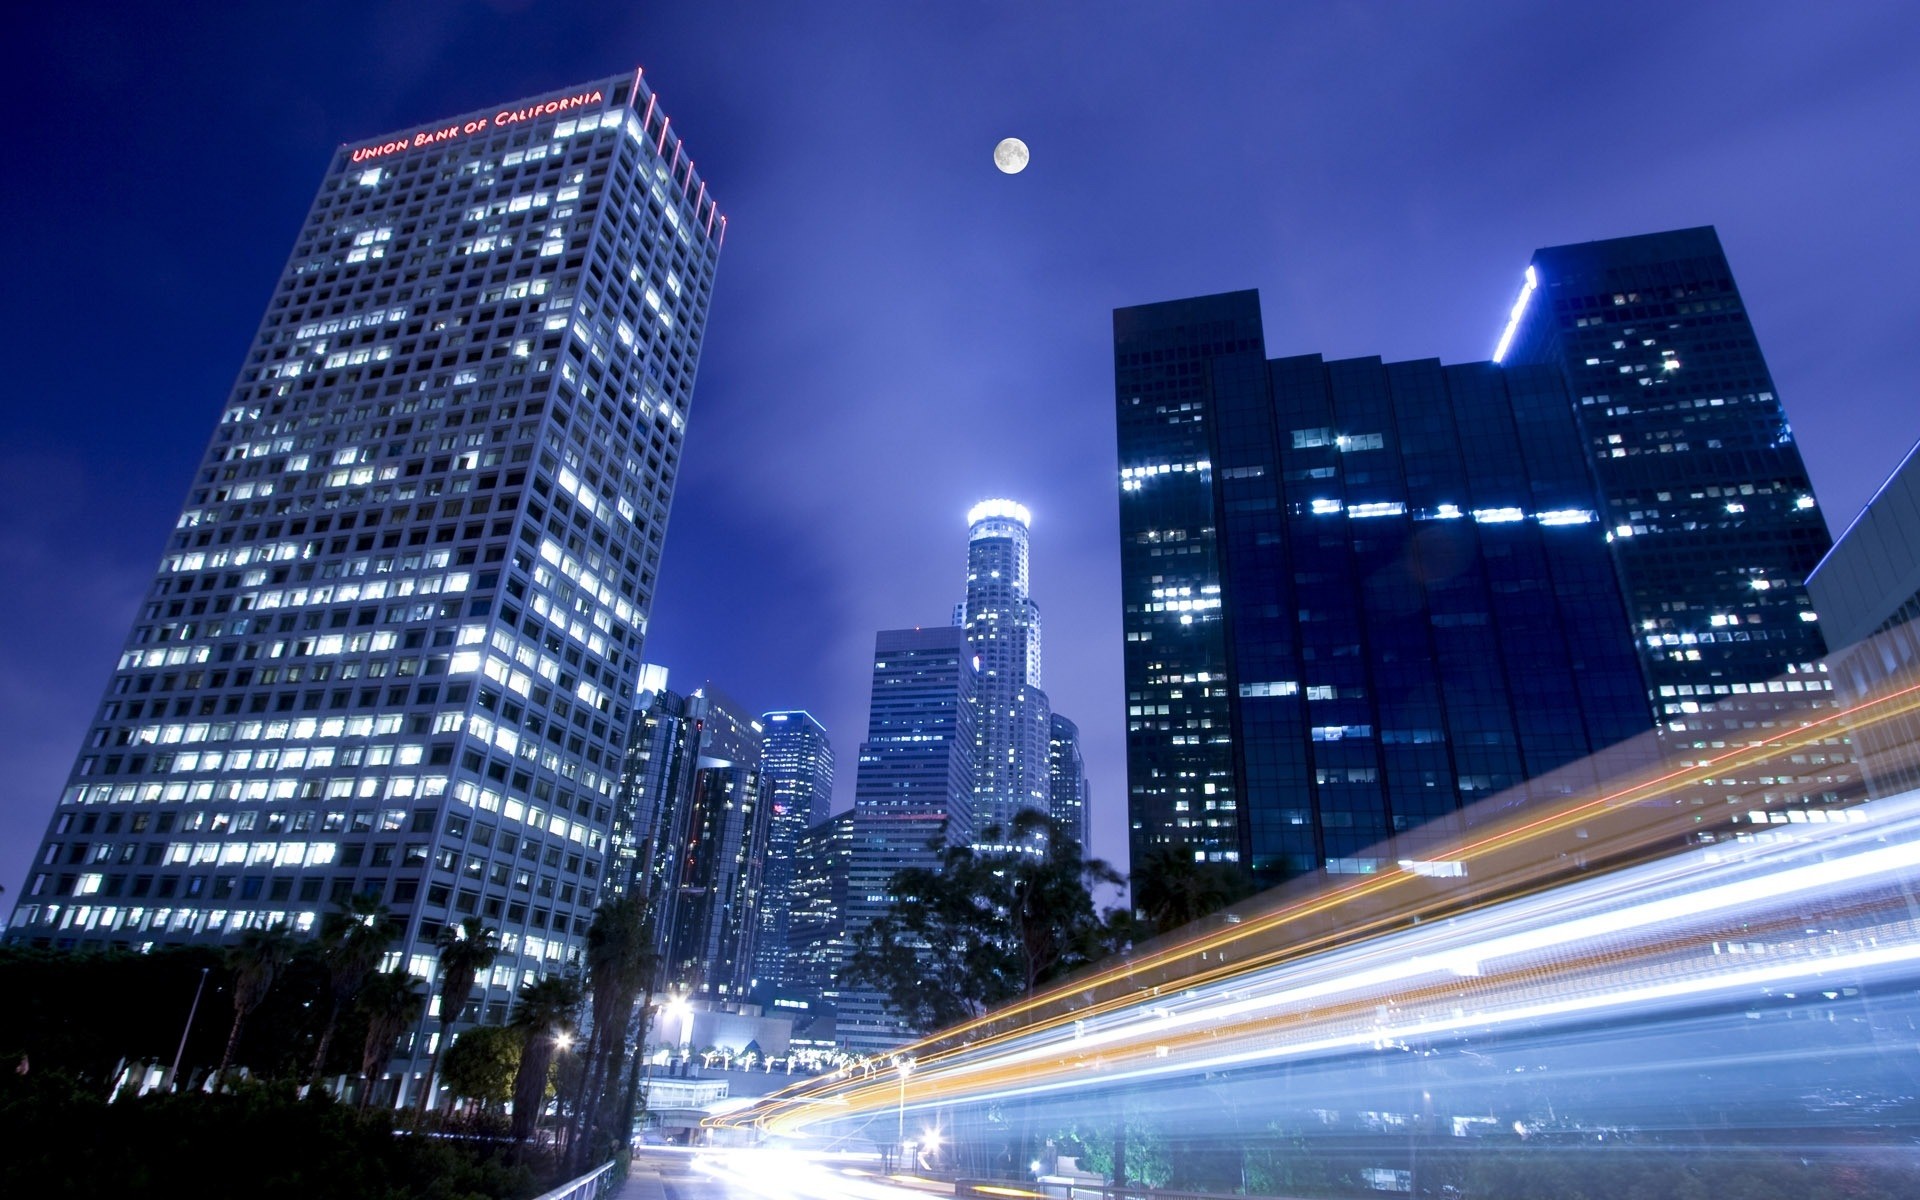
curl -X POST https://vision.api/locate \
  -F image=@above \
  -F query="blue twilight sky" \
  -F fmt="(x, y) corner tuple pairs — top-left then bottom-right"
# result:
(3, 2), (1918, 902)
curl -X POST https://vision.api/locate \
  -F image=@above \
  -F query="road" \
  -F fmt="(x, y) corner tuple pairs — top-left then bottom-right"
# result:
(628, 1147), (972, 1200)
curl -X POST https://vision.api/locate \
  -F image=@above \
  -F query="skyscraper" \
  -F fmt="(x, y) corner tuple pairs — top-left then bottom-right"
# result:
(842, 625), (976, 1050)
(787, 809), (854, 1003)
(957, 500), (1053, 848)
(1807, 440), (1920, 798)
(660, 684), (769, 1001)
(7, 72), (722, 1094)
(608, 665), (701, 907)
(1115, 291), (1655, 887)
(1047, 714), (1089, 849)
(1500, 228), (1851, 818)
(754, 710), (833, 990)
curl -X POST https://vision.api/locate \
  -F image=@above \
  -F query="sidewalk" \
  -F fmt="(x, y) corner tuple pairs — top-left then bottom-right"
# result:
(611, 1157), (672, 1200)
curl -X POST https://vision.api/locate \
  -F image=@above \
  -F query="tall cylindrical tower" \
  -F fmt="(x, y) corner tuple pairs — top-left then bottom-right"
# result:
(959, 500), (1052, 846)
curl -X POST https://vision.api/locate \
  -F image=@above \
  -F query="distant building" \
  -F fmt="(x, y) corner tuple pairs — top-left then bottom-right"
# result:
(786, 809), (853, 1003)
(842, 626), (976, 1050)
(660, 684), (770, 1001)
(1808, 440), (1920, 797)
(957, 501), (1054, 848)
(1047, 714), (1089, 849)
(1114, 290), (1654, 887)
(608, 666), (702, 913)
(754, 710), (833, 989)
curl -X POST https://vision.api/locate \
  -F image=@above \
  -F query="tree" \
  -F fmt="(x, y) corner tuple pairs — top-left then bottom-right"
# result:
(844, 812), (1123, 1035)
(568, 897), (657, 1170)
(441, 1024), (521, 1118)
(308, 894), (400, 1088)
(508, 975), (581, 1142)
(355, 967), (424, 1109)
(415, 917), (499, 1119)
(1131, 842), (1255, 937)
(1001, 809), (1124, 993)
(217, 926), (294, 1085)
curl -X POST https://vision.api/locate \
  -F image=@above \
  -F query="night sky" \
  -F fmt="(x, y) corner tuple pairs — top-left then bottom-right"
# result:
(4, 2), (1918, 904)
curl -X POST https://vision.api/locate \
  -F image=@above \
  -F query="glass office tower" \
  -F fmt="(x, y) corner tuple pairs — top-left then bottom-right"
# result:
(1501, 228), (1852, 819)
(1116, 292), (1654, 887)
(1047, 713), (1089, 849)
(754, 710), (834, 989)
(1808, 440), (1920, 798)
(660, 684), (768, 1001)
(787, 809), (853, 1003)
(8, 72), (722, 1091)
(842, 625), (976, 1050)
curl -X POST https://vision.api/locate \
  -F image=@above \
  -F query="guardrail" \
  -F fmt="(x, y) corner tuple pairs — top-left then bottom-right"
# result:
(529, 1159), (621, 1200)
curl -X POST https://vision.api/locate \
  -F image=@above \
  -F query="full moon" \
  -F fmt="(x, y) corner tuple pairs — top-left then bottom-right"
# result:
(993, 137), (1030, 174)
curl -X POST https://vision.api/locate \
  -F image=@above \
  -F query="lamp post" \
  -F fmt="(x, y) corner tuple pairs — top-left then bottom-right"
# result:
(167, 967), (209, 1093)
(895, 1056), (914, 1158)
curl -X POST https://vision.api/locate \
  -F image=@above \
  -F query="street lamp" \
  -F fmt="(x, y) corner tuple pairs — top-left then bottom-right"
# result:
(894, 1056), (915, 1159)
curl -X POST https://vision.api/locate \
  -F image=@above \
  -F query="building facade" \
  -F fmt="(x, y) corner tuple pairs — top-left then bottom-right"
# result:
(1115, 292), (1656, 887)
(1047, 713), (1090, 849)
(1808, 440), (1920, 798)
(753, 710), (834, 989)
(786, 808), (854, 1003)
(608, 665), (701, 908)
(660, 684), (769, 1001)
(957, 501), (1054, 848)
(842, 625), (977, 1050)
(1501, 227), (1853, 819)
(8, 72), (723, 1094)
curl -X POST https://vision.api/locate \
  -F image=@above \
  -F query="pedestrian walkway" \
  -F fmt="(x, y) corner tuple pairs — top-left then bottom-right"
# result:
(612, 1157), (672, 1200)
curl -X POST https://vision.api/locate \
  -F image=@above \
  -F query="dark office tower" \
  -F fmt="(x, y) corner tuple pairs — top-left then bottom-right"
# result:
(958, 501), (1053, 849)
(754, 710), (834, 989)
(1115, 291), (1655, 888)
(608, 665), (698, 903)
(661, 683), (769, 1000)
(1115, 292), (1263, 873)
(787, 809), (853, 1002)
(843, 626), (977, 1050)
(1501, 228), (1849, 814)
(1047, 714), (1089, 849)
(1808, 441), (1920, 798)
(8, 74), (721, 1097)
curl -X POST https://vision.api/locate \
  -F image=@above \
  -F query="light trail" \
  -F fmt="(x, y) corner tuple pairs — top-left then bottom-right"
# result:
(721, 673), (1920, 1147)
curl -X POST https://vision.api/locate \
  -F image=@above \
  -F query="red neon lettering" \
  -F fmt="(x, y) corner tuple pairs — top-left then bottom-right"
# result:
(349, 88), (600, 163)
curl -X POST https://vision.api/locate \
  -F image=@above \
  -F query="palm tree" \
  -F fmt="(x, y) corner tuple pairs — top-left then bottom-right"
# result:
(568, 897), (657, 1169)
(415, 917), (499, 1119)
(356, 967), (425, 1110)
(216, 925), (293, 1085)
(308, 893), (399, 1088)
(508, 974), (582, 1143)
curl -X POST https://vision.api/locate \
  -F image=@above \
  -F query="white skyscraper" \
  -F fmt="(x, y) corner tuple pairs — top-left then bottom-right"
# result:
(957, 500), (1053, 848)
(6, 71), (723, 1102)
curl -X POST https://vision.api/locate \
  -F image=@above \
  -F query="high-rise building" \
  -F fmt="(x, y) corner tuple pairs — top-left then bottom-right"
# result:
(786, 809), (853, 1003)
(1808, 439), (1920, 798)
(6, 73), (723, 1096)
(660, 683), (769, 1001)
(1500, 227), (1851, 818)
(842, 625), (976, 1050)
(754, 710), (833, 989)
(957, 501), (1053, 848)
(1047, 714), (1089, 849)
(1114, 291), (1655, 887)
(608, 665), (701, 908)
